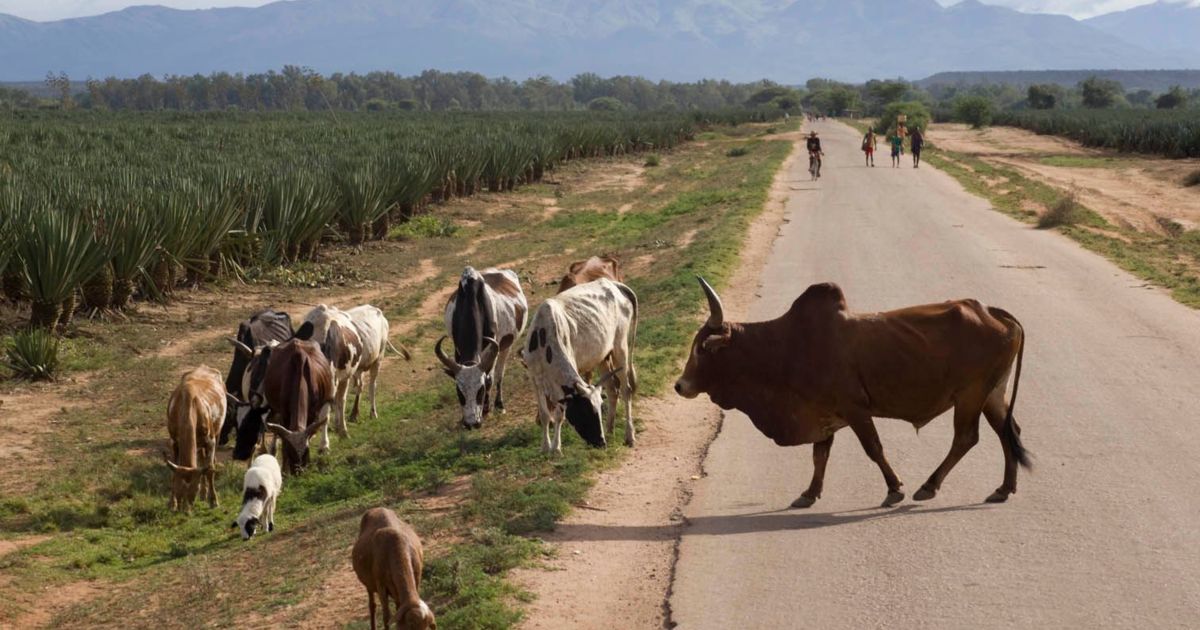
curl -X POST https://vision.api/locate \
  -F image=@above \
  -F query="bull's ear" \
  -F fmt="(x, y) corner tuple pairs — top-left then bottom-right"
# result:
(701, 329), (732, 353)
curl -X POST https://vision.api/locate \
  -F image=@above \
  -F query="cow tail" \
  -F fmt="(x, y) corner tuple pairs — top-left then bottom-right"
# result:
(990, 306), (1031, 470)
(617, 283), (639, 395)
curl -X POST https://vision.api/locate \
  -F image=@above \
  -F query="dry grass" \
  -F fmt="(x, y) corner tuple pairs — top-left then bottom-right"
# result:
(1037, 188), (1084, 229)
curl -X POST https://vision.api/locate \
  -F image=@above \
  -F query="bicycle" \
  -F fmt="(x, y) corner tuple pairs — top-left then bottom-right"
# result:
(808, 150), (822, 180)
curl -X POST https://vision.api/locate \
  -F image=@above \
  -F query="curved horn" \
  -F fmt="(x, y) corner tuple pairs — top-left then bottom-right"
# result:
(227, 337), (254, 358)
(304, 416), (329, 439)
(478, 338), (500, 373)
(162, 451), (196, 473)
(595, 367), (623, 388)
(265, 422), (294, 439)
(697, 277), (725, 329)
(434, 336), (460, 375)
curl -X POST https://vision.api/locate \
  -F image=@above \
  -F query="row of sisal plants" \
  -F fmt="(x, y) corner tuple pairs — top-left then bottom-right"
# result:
(0, 108), (782, 331)
(991, 108), (1200, 159)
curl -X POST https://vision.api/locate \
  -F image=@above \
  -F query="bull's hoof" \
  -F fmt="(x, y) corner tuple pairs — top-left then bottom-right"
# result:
(881, 490), (905, 508)
(319, 445), (331, 454)
(913, 486), (937, 501)
(985, 489), (1011, 504)
(791, 495), (817, 509)
(624, 437), (636, 448)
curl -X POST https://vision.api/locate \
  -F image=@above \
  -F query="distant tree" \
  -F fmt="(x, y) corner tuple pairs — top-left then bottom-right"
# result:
(587, 96), (625, 111)
(1079, 76), (1123, 109)
(828, 86), (860, 115)
(1156, 85), (1188, 110)
(954, 95), (993, 128)
(44, 71), (73, 110)
(878, 101), (931, 137)
(864, 79), (911, 113)
(1027, 84), (1059, 109)
(745, 85), (792, 108)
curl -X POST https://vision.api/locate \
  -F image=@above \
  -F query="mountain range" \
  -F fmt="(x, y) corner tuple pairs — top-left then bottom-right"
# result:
(0, 0), (1196, 83)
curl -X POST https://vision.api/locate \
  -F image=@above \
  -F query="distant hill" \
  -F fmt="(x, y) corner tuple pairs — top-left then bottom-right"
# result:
(917, 69), (1200, 92)
(0, 0), (1188, 83)
(1086, 1), (1200, 61)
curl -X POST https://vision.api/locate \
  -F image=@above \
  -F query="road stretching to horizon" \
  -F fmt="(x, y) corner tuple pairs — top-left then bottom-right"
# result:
(669, 120), (1200, 628)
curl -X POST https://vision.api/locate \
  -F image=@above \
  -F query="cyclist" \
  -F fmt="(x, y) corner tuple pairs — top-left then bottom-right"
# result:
(806, 131), (824, 178)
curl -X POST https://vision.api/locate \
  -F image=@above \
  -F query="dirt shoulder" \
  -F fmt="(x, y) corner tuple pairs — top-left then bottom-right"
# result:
(512, 132), (804, 630)
(928, 123), (1200, 233)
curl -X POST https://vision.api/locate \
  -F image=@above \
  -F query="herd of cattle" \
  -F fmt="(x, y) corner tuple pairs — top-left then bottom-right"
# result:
(159, 245), (1036, 627)
(160, 255), (631, 628)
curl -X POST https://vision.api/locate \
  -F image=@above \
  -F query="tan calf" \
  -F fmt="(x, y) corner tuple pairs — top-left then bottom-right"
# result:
(164, 366), (226, 512)
(352, 507), (435, 630)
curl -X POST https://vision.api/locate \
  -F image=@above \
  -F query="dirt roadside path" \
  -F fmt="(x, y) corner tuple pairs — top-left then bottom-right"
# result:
(512, 131), (807, 629)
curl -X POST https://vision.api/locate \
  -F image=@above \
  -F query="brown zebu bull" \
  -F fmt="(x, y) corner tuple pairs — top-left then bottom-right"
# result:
(232, 322), (333, 474)
(557, 255), (622, 294)
(674, 279), (1030, 508)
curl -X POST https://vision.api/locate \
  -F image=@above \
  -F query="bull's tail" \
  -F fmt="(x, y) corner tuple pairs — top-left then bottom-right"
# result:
(989, 306), (1031, 470)
(386, 338), (412, 361)
(616, 282), (639, 395)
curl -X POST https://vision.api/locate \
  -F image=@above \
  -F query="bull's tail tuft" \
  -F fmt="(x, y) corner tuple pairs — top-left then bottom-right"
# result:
(990, 306), (1032, 470)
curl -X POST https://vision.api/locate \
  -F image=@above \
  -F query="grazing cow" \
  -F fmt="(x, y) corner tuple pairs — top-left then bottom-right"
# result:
(164, 366), (226, 512)
(304, 304), (364, 451)
(435, 267), (528, 429)
(221, 310), (293, 446)
(344, 305), (410, 422)
(352, 507), (435, 630)
(233, 454), (282, 540)
(521, 278), (638, 453)
(674, 278), (1031, 508)
(232, 322), (334, 474)
(557, 255), (622, 293)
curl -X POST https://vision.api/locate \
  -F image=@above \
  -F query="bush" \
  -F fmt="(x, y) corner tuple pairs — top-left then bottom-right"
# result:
(725, 146), (749, 158)
(587, 97), (625, 112)
(1037, 189), (1083, 229)
(644, 154), (661, 167)
(877, 101), (931, 138)
(954, 95), (994, 129)
(5, 328), (60, 381)
(1184, 169), (1200, 187)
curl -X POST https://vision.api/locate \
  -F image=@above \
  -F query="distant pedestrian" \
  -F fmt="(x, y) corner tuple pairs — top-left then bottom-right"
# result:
(911, 127), (924, 168)
(888, 131), (903, 168)
(861, 128), (878, 167)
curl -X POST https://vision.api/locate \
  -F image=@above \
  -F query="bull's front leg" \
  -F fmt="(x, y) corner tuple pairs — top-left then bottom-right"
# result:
(205, 438), (219, 508)
(536, 394), (554, 454)
(847, 413), (905, 507)
(493, 347), (510, 414)
(792, 435), (834, 509)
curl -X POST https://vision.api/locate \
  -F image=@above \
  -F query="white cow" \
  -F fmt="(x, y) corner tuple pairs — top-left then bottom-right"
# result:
(436, 267), (528, 429)
(520, 278), (638, 454)
(234, 454), (282, 540)
(304, 305), (363, 451)
(345, 304), (410, 422)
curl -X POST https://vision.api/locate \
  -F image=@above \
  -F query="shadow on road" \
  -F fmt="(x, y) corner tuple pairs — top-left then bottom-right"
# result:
(548, 503), (994, 542)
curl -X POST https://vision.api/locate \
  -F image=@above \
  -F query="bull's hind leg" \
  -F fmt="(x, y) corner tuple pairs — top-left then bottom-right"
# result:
(847, 414), (905, 507)
(914, 396), (984, 501)
(792, 435), (834, 509)
(620, 365), (636, 448)
(494, 346), (511, 414)
(982, 387), (1023, 503)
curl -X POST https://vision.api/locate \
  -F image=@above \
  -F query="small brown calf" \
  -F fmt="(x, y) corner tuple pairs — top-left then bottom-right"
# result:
(352, 507), (435, 630)
(164, 366), (226, 512)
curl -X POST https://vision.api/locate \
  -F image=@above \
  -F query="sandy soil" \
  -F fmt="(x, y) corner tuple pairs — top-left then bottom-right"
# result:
(512, 132), (805, 629)
(929, 123), (1200, 232)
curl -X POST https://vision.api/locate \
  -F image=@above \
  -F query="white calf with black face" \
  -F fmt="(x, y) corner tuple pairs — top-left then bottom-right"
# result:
(234, 454), (282, 540)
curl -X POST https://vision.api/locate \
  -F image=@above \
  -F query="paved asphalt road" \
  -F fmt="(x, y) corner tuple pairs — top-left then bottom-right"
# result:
(669, 120), (1200, 628)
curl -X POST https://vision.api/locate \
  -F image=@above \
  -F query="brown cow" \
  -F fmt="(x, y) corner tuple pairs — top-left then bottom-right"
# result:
(674, 278), (1030, 508)
(352, 507), (436, 630)
(557, 255), (621, 294)
(233, 322), (333, 475)
(164, 366), (226, 512)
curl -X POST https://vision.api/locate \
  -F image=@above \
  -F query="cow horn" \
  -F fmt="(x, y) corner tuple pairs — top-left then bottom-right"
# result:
(595, 367), (622, 388)
(434, 337), (460, 375)
(303, 416), (328, 439)
(697, 277), (725, 329)
(228, 337), (254, 358)
(479, 338), (500, 373)
(162, 451), (196, 473)
(265, 422), (295, 439)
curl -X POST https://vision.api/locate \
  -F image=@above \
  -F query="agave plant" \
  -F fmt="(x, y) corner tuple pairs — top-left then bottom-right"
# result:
(14, 204), (108, 329)
(256, 172), (338, 264)
(4, 328), (60, 381)
(334, 160), (391, 245)
(106, 202), (162, 309)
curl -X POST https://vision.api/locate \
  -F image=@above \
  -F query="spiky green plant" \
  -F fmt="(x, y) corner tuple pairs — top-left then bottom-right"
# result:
(335, 161), (391, 245)
(14, 204), (108, 329)
(4, 328), (60, 381)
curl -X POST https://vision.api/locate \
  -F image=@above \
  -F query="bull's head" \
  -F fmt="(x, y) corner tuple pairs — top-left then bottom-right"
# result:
(675, 277), (731, 399)
(400, 600), (437, 630)
(162, 451), (209, 512)
(266, 417), (327, 475)
(435, 336), (499, 429)
(560, 369), (622, 448)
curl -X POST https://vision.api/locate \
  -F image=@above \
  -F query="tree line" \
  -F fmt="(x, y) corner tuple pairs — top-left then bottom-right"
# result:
(7, 67), (780, 113)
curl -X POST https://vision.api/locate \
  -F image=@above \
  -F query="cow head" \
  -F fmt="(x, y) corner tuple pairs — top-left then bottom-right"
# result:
(231, 403), (269, 461)
(675, 277), (731, 400)
(400, 600), (437, 630)
(435, 336), (499, 429)
(162, 451), (208, 512)
(266, 416), (327, 475)
(225, 339), (274, 454)
(559, 369), (622, 448)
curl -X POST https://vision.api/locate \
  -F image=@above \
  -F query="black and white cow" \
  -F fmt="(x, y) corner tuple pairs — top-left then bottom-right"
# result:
(521, 278), (638, 453)
(221, 310), (293, 446)
(435, 267), (528, 429)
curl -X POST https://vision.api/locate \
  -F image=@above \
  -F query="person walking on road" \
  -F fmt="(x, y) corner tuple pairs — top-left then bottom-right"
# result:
(888, 130), (903, 168)
(806, 131), (824, 179)
(862, 128), (878, 167)
(911, 126), (925, 168)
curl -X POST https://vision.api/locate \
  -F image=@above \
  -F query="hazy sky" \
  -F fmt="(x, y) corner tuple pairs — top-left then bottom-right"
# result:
(0, 0), (1176, 22)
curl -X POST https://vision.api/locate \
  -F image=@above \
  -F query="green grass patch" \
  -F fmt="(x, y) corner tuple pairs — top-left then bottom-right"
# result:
(1036, 155), (1124, 169)
(390, 215), (460, 240)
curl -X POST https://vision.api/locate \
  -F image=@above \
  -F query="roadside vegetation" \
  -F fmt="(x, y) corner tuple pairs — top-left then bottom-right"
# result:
(0, 114), (798, 628)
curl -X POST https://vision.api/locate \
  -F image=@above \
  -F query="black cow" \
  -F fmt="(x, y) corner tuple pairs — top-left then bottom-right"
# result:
(221, 310), (293, 446)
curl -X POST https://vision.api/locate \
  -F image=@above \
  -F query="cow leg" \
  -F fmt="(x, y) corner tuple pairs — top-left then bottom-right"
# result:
(792, 435), (834, 508)
(552, 407), (565, 456)
(336, 379), (352, 440)
(603, 377), (618, 440)
(982, 390), (1020, 503)
(915, 399), (983, 502)
(493, 347), (510, 414)
(349, 371), (364, 423)
(537, 395), (554, 454)
(206, 438), (219, 508)
(368, 362), (380, 419)
(622, 364), (637, 447)
(367, 590), (377, 630)
(847, 415), (905, 507)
